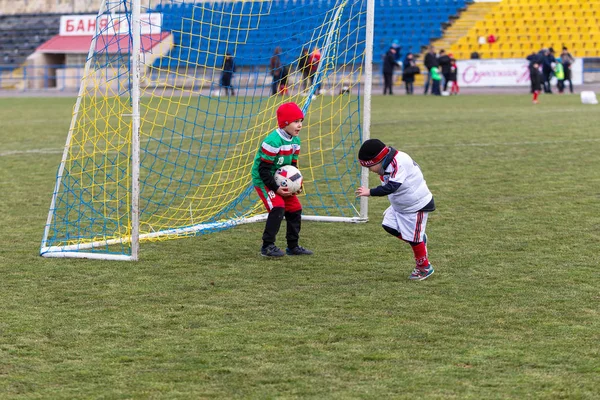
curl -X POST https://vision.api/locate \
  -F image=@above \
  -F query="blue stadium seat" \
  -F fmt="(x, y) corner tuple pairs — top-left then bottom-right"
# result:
(151, 0), (459, 68)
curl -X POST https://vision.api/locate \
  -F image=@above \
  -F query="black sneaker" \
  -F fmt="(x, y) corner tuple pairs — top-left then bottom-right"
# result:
(286, 246), (313, 256)
(261, 244), (285, 257)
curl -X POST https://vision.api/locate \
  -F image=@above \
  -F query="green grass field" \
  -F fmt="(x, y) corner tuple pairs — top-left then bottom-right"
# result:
(1, 94), (599, 399)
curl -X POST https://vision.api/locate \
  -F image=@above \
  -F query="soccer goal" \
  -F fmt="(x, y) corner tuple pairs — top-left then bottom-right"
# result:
(41, 0), (374, 261)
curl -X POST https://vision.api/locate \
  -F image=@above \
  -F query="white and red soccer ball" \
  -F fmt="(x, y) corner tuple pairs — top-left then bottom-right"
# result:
(274, 165), (303, 194)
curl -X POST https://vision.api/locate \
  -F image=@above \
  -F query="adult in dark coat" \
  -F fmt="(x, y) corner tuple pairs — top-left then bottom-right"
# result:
(541, 48), (556, 94)
(423, 46), (438, 95)
(220, 53), (236, 96)
(526, 51), (543, 67)
(269, 47), (283, 95)
(297, 48), (310, 91)
(526, 50), (544, 94)
(437, 49), (452, 91)
(382, 47), (398, 95)
(401, 53), (419, 95)
(560, 46), (575, 94)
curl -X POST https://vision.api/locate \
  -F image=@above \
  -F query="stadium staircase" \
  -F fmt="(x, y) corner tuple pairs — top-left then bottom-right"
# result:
(450, 0), (600, 60)
(428, 1), (498, 58)
(409, 0), (497, 87)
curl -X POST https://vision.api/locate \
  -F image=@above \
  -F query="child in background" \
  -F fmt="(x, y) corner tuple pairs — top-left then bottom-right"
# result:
(251, 102), (313, 257)
(554, 59), (565, 94)
(355, 139), (436, 281)
(530, 62), (543, 104)
(449, 56), (459, 95)
(430, 66), (442, 96)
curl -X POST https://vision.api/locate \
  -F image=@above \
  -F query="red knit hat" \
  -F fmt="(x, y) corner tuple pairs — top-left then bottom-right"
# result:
(277, 102), (304, 128)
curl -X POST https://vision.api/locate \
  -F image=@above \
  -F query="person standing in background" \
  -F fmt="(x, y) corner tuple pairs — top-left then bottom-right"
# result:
(423, 46), (438, 95)
(561, 46), (575, 94)
(554, 61), (565, 93)
(430, 65), (441, 96)
(448, 56), (459, 95)
(541, 48), (556, 94)
(382, 47), (398, 95)
(270, 47), (283, 96)
(219, 53), (236, 97)
(530, 62), (543, 104)
(297, 48), (310, 91)
(401, 53), (419, 95)
(437, 49), (451, 92)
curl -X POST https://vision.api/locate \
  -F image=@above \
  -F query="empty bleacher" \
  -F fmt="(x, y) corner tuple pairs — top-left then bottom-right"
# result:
(152, 0), (472, 69)
(450, 0), (600, 59)
(0, 14), (60, 69)
(0, 1), (471, 72)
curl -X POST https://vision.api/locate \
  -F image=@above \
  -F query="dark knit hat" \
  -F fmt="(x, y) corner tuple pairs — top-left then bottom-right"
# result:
(358, 139), (390, 167)
(277, 102), (304, 128)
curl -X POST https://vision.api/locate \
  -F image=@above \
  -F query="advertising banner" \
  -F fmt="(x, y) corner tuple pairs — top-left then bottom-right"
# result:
(60, 14), (162, 36)
(456, 58), (583, 87)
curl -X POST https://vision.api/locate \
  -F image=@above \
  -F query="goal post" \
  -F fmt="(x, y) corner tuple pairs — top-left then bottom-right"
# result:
(41, 0), (374, 261)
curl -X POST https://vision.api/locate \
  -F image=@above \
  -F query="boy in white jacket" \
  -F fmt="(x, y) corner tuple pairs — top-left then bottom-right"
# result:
(355, 139), (436, 280)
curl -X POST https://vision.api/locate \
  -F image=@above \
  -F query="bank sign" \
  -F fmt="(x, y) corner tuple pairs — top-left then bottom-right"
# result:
(59, 14), (162, 36)
(457, 58), (583, 87)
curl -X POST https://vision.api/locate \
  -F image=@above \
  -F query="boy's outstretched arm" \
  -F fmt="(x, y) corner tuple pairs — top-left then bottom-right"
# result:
(356, 181), (401, 197)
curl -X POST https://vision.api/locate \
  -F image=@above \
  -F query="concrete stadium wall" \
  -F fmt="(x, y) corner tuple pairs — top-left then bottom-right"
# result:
(0, 0), (98, 14)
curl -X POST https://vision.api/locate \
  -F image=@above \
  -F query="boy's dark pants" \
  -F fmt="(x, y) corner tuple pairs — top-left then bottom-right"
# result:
(262, 208), (302, 249)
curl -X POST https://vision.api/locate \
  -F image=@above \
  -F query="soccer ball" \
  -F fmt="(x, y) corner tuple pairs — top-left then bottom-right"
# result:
(274, 165), (303, 194)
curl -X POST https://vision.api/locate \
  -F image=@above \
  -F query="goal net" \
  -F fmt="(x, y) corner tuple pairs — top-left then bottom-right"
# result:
(41, 0), (373, 261)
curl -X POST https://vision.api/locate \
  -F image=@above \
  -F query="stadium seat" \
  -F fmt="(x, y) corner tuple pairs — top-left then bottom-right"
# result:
(449, 0), (600, 59)
(151, 0), (464, 68)
(0, 13), (60, 70)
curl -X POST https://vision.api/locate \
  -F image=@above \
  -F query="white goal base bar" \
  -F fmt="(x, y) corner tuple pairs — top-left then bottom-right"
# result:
(40, 252), (135, 261)
(40, 214), (367, 260)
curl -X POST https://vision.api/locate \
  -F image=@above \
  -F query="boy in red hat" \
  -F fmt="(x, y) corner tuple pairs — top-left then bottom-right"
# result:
(251, 102), (313, 257)
(355, 139), (436, 280)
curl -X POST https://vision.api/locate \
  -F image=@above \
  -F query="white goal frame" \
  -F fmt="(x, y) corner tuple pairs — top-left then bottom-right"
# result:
(41, 0), (374, 261)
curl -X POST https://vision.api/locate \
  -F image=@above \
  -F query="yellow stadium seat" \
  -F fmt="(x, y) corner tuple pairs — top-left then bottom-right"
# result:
(445, 0), (599, 60)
